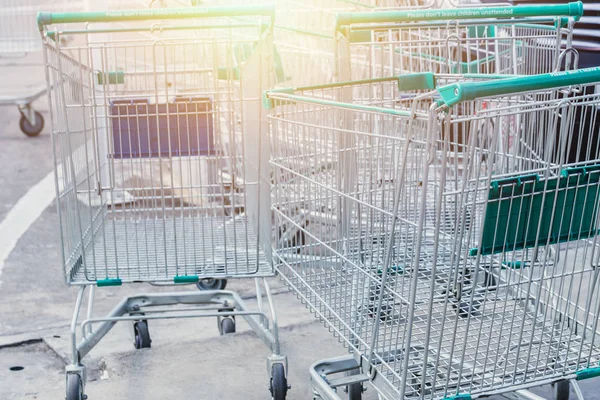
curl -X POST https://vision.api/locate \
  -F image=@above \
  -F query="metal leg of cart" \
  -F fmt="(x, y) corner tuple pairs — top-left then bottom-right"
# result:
(65, 279), (288, 400)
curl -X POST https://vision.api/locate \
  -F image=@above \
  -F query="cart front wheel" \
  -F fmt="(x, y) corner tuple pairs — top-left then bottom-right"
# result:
(553, 380), (570, 400)
(270, 363), (289, 400)
(196, 278), (227, 291)
(66, 373), (84, 400)
(134, 321), (152, 349)
(220, 317), (236, 335)
(19, 111), (44, 137)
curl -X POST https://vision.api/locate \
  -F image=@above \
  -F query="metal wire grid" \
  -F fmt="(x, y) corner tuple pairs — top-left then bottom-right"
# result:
(337, 20), (573, 81)
(268, 78), (600, 399)
(44, 17), (274, 284)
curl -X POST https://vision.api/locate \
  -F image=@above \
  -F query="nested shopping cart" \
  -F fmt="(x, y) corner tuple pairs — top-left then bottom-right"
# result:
(0, 0), (76, 136)
(334, 2), (583, 81)
(265, 66), (600, 400)
(39, 5), (289, 400)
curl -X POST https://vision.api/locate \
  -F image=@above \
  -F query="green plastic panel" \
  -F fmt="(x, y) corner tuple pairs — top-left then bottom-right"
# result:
(174, 275), (199, 284)
(471, 168), (600, 256)
(96, 278), (122, 287)
(97, 71), (125, 85)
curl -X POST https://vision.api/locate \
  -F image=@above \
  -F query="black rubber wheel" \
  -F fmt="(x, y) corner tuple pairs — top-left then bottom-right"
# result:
(196, 278), (227, 291)
(347, 369), (363, 400)
(270, 363), (288, 400)
(19, 111), (44, 137)
(553, 380), (570, 400)
(220, 317), (236, 335)
(66, 373), (84, 400)
(133, 320), (152, 349)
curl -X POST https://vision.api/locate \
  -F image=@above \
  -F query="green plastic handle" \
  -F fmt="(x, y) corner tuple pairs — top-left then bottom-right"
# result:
(37, 4), (274, 29)
(335, 1), (583, 29)
(437, 66), (600, 107)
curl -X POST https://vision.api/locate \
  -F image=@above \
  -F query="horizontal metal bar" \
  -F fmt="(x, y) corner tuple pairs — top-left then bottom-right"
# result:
(38, 4), (274, 28)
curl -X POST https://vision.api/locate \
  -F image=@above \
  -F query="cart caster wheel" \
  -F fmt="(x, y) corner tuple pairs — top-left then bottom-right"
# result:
(196, 278), (227, 291)
(19, 111), (44, 137)
(346, 369), (363, 400)
(133, 320), (152, 349)
(270, 363), (289, 400)
(553, 380), (570, 400)
(220, 317), (236, 335)
(66, 373), (86, 400)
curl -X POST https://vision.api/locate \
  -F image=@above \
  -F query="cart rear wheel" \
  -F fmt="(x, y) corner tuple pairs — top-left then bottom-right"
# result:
(346, 369), (363, 400)
(196, 278), (227, 291)
(270, 363), (288, 400)
(220, 317), (236, 335)
(553, 380), (570, 400)
(134, 320), (152, 349)
(19, 111), (44, 137)
(66, 373), (84, 400)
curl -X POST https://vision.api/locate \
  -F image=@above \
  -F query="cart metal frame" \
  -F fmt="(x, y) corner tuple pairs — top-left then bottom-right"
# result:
(39, 5), (289, 400)
(334, 3), (582, 81)
(265, 66), (600, 400)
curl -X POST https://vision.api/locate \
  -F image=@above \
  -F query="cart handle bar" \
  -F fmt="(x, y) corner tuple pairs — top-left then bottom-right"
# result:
(438, 66), (600, 107)
(37, 4), (275, 30)
(335, 1), (582, 29)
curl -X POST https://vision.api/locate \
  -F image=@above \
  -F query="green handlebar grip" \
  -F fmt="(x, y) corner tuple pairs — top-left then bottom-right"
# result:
(335, 1), (583, 29)
(37, 4), (274, 30)
(437, 66), (600, 107)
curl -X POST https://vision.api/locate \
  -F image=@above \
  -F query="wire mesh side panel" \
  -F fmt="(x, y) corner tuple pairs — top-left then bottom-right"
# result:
(45, 19), (274, 284)
(338, 19), (571, 80)
(269, 78), (600, 399)
(269, 80), (438, 398)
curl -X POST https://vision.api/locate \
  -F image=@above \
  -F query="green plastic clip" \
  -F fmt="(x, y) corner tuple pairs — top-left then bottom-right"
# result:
(96, 278), (122, 287)
(561, 164), (600, 179)
(501, 261), (525, 270)
(397, 72), (436, 91)
(489, 174), (539, 199)
(377, 265), (404, 276)
(174, 275), (199, 284)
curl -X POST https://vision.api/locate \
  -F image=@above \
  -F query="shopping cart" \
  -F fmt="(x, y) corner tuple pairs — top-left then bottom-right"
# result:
(39, 5), (289, 400)
(334, 2), (583, 81)
(0, 0), (75, 136)
(265, 66), (600, 400)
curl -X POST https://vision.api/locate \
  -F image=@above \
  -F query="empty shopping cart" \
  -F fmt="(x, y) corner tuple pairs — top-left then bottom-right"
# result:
(265, 67), (600, 399)
(334, 3), (582, 80)
(39, 5), (288, 400)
